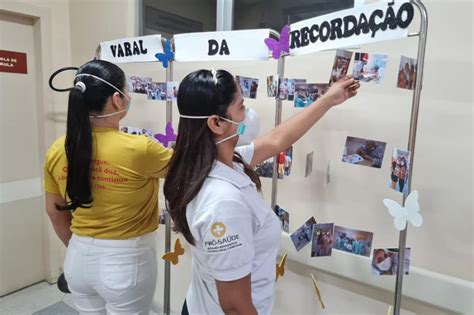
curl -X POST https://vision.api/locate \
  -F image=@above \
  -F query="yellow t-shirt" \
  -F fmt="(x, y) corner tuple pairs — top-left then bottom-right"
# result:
(44, 127), (173, 239)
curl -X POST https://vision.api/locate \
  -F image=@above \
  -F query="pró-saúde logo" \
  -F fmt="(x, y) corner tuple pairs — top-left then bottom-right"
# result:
(211, 222), (226, 238)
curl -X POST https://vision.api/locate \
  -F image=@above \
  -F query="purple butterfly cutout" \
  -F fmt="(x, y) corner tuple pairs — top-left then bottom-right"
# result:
(154, 122), (177, 148)
(264, 25), (290, 59)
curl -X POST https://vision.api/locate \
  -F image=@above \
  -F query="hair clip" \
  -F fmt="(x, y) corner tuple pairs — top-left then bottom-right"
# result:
(75, 81), (86, 93)
(210, 68), (218, 84)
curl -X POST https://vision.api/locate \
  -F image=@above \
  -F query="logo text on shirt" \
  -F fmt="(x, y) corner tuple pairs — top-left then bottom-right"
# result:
(206, 222), (243, 254)
(205, 234), (242, 254)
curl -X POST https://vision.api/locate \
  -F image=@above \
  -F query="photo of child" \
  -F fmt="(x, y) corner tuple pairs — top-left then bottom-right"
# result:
(311, 223), (334, 257)
(333, 225), (373, 257)
(273, 204), (290, 233)
(389, 148), (411, 194)
(371, 248), (411, 275)
(397, 56), (417, 90)
(342, 136), (387, 169)
(329, 49), (353, 85)
(236, 75), (259, 99)
(290, 217), (317, 251)
(294, 83), (329, 108)
(352, 52), (388, 84)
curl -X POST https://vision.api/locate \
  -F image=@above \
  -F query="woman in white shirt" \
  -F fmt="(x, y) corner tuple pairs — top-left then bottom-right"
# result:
(164, 69), (359, 315)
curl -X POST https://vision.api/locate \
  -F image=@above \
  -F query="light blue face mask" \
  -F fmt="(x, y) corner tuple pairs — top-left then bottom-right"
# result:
(179, 114), (246, 145)
(74, 73), (131, 119)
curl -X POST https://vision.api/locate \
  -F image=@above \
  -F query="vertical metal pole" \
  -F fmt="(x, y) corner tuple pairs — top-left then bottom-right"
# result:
(270, 44), (286, 210)
(163, 38), (174, 315)
(393, 1), (428, 314)
(216, 0), (234, 31)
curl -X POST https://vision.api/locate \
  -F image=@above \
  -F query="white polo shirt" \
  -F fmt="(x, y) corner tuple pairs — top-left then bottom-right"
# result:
(185, 143), (281, 315)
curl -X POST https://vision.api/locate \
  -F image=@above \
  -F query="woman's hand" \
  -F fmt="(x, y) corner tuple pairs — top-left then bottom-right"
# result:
(323, 76), (360, 107)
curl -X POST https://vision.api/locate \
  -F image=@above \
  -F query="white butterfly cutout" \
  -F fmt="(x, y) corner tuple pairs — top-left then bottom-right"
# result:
(383, 190), (423, 231)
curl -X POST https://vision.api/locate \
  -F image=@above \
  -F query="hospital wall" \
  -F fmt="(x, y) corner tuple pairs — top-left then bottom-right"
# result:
(39, 0), (473, 313)
(0, 0), (74, 286)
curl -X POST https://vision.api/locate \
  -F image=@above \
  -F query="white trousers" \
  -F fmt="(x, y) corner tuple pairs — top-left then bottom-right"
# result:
(64, 232), (157, 315)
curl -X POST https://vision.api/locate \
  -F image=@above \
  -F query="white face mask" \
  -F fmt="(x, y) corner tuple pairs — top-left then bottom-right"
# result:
(236, 107), (260, 146)
(376, 257), (392, 271)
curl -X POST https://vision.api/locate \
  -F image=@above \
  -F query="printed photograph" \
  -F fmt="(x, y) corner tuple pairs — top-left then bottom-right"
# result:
(278, 78), (289, 100)
(305, 151), (314, 178)
(274, 204), (290, 233)
(159, 209), (167, 225)
(397, 56), (417, 90)
(333, 225), (373, 257)
(389, 148), (411, 194)
(352, 52), (388, 84)
(146, 82), (167, 100)
(294, 83), (329, 108)
(277, 146), (293, 179)
(255, 146), (292, 179)
(371, 248), (411, 275)
(287, 79), (306, 101)
(342, 136), (387, 169)
(236, 75), (259, 99)
(266, 75), (279, 97)
(166, 81), (180, 101)
(329, 49), (353, 85)
(120, 126), (154, 138)
(311, 223), (334, 257)
(127, 75), (152, 94)
(290, 217), (317, 251)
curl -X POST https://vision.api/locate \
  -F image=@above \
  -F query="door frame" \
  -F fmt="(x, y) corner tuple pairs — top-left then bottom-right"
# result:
(0, 2), (59, 284)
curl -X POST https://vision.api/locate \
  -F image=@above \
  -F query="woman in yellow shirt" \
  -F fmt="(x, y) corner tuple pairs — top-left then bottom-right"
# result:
(45, 60), (172, 314)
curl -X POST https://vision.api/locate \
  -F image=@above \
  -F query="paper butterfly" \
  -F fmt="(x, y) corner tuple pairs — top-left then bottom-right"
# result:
(311, 273), (326, 309)
(154, 122), (177, 148)
(383, 190), (423, 231)
(162, 238), (185, 265)
(264, 25), (290, 59)
(275, 252), (288, 281)
(155, 39), (174, 68)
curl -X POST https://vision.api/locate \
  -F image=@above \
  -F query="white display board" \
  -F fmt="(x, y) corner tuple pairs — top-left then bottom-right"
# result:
(290, 1), (414, 56)
(100, 35), (163, 63)
(174, 29), (271, 62)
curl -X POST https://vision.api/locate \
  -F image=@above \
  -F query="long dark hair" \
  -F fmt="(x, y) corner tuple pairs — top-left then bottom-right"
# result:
(57, 60), (126, 211)
(163, 69), (261, 245)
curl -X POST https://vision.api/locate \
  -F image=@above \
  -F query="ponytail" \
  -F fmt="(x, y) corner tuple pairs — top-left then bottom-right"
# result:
(56, 86), (93, 211)
(50, 60), (126, 211)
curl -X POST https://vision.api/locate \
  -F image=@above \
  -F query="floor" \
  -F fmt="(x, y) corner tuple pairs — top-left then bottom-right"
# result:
(0, 282), (77, 315)
(0, 282), (166, 315)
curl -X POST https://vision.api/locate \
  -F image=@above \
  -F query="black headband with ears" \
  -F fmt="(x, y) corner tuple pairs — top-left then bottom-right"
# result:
(48, 66), (79, 92)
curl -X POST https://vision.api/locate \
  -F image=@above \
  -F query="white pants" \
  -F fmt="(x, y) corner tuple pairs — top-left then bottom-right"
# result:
(64, 232), (157, 315)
